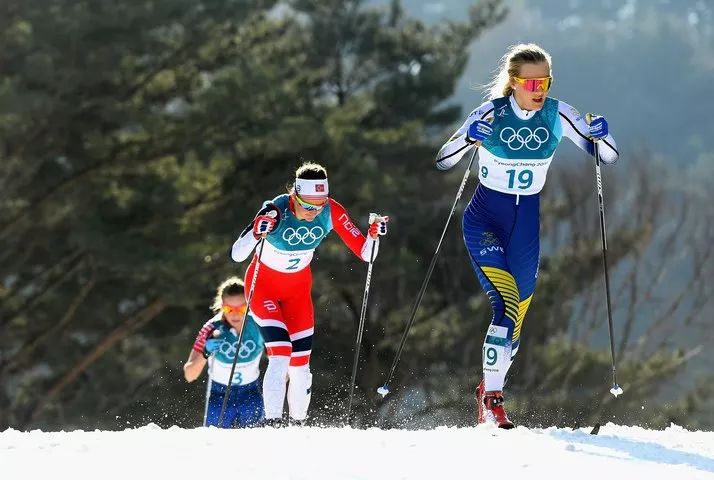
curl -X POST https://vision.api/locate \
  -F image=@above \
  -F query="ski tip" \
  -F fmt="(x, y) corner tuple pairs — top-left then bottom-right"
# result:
(590, 423), (600, 435)
(376, 385), (390, 398)
(610, 384), (624, 397)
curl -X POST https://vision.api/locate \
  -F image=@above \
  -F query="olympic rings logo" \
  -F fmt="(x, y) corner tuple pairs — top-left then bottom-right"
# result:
(500, 126), (550, 151)
(282, 226), (324, 246)
(219, 340), (257, 360)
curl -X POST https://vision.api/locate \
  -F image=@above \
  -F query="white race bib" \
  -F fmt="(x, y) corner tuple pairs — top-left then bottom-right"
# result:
(209, 357), (261, 386)
(477, 147), (553, 195)
(259, 241), (314, 273)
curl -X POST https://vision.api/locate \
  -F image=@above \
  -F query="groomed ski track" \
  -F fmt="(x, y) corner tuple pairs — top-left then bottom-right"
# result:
(2, 423), (713, 479)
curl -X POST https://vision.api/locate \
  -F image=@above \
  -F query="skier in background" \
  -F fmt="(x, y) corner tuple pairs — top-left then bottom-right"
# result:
(436, 43), (619, 428)
(231, 162), (388, 426)
(183, 276), (265, 428)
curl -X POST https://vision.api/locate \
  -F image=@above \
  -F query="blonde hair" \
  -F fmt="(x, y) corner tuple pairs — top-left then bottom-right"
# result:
(210, 276), (245, 313)
(486, 43), (552, 100)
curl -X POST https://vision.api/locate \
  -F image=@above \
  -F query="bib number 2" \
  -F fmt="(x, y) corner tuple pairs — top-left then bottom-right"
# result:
(506, 169), (533, 190)
(286, 258), (300, 270)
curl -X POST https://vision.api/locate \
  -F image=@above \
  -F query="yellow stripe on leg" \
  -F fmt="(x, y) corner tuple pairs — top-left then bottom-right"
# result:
(513, 295), (533, 342)
(481, 267), (520, 323)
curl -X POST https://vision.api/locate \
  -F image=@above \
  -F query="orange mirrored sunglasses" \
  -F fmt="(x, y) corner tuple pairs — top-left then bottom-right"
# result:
(513, 76), (553, 92)
(222, 304), (247, 315)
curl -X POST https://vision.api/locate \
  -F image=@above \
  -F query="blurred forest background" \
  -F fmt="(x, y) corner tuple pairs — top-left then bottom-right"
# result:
(1, 0), (712, 431)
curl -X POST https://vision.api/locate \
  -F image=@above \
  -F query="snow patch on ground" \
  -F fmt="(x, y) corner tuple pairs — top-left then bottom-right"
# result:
(2, 423), (713, 479)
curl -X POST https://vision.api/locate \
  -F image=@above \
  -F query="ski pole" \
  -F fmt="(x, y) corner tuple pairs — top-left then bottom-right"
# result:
(346, 214), (383, 423)
(586, 113), (623, 398)
(217, 226), (272, 427)
(377, 146), (479, 398)
(202, 357), (214, 427)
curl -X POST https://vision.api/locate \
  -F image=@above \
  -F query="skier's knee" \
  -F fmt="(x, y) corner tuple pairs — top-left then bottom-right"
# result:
(288, 364), (312, 385)
(265, 355), (290, 382)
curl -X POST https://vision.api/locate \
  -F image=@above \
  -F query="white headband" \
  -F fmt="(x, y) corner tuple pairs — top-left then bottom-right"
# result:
(295, 178), (329, 197)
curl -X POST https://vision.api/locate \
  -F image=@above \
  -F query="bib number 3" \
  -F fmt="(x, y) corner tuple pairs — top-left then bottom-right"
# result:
(506, 169), (533, 190)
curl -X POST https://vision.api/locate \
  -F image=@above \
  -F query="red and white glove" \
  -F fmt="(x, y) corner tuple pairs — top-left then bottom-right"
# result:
(368, 214), (389, 239)
(253, 209), (278, 238)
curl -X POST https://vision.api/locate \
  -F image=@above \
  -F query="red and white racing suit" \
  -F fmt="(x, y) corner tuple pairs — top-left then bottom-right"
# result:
(231, 193), (378, 420)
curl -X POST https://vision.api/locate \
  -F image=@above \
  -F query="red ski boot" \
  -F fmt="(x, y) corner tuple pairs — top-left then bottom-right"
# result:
(476, 380), (515, 429)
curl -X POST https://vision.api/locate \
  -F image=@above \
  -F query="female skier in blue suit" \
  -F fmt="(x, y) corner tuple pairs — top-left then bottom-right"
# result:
(436, 43), (619, 428)
(183, 277), (265, 428)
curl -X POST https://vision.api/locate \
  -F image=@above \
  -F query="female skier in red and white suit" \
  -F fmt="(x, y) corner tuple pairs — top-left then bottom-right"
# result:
(231, 162), (388, 425)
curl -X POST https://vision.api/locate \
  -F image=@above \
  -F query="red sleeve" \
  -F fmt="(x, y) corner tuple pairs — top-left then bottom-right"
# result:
(192, 319), (219, 354)
(329, 198), (368, 259)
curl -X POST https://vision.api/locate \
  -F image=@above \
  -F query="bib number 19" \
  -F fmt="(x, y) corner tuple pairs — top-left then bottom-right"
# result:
(506, 169), (533, 190)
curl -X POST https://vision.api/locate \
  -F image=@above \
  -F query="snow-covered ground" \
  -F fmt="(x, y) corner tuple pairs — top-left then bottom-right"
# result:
(2, 423), (713, 479)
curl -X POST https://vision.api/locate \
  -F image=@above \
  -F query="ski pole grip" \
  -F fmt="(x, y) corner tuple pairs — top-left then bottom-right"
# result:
(262, 209), (278, 238)
(369, 213), (378, 224)
(585, 112), (599, 143)
(470, 115), (493, 147)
